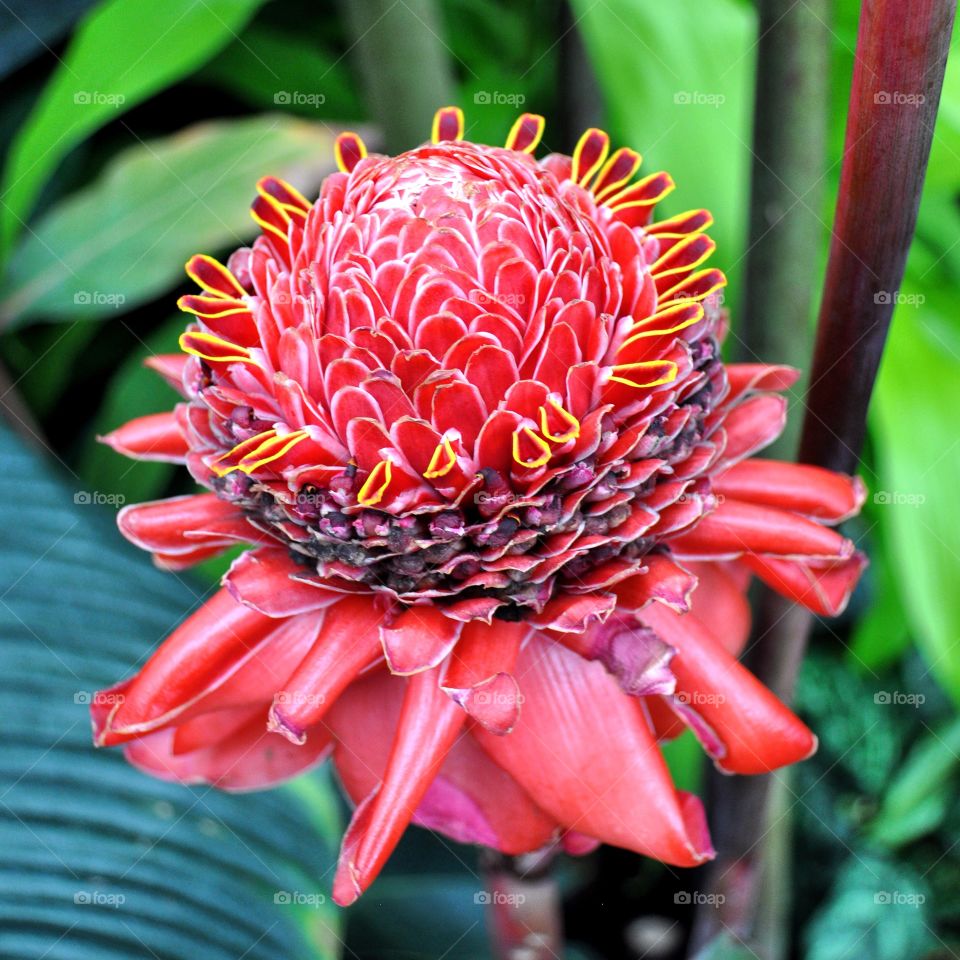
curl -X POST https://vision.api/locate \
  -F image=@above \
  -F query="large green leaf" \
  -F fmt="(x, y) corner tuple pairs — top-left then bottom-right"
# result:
(570, 0), (755, 294)
(871, 285), (960, 705)
(0, 0), (266, 256)
(1, 115), (338, 327)
(0, 422), (343, 959)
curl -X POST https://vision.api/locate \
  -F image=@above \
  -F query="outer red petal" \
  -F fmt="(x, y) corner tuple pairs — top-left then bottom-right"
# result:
(327, 670), (558, 856)
(100, 411), (188, 462)
(268, 595), (384, 743)
(380, 605), (462, 675)
(473, 636), (715, 866)
(671, 498), (855, 561)
(684, 561), (752, 656)
(713, 459), (867, 522)
(94, 589), (276, 745)
(117, 493), (259, 556)
(224, 548), (344, 617)
(640, 603), (816, 773)
(124, 707), (331, 791)
(745, 552), (867, 616)
(332, 667), (466, 905)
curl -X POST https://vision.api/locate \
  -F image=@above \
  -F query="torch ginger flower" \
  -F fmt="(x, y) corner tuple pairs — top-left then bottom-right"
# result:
(93, 107), (866, 905)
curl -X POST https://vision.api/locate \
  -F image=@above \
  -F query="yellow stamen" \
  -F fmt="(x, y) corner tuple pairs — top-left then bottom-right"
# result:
(539, 397), (580, 443)
(424, 434), (458, 479)
(358, 458), (394, 506)
(179, 331), (254, 364)
(512, 426), (552, 469)
(608, 361), (680, 390)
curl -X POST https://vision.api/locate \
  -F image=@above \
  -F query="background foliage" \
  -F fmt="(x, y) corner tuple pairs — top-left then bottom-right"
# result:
(0, 0), (958, 957)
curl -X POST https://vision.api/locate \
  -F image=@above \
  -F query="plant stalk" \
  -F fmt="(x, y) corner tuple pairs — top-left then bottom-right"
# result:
(689, 0), (957, 955)
(736, 0), (829, 460)
(340, 0), (456, 153)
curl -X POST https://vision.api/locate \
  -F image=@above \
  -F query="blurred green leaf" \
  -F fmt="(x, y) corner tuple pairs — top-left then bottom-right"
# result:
(805, 855), (932, 960)
(201, 25), (363, 120)
(570, 0), (755, 295)
(870, 718), (960, 849)
(872, 287), (960, 706)
(1, 115), (338, 327)
(0, 422), (343, 959)
(0, 0), (266, 257)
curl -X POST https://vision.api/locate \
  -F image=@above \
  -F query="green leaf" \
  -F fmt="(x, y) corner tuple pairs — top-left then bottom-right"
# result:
(0, 422), (343, 959)
(1, 115), (338, 327)
(0, 0), (266, 257)
(869, 718), (960, 849)
(871, 284), (960, 706)
(570, 0), (755, 294)
(805, 855), (932, 960)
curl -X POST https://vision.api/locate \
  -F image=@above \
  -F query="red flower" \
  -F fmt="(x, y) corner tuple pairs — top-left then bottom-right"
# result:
(93, 107), (866, 905)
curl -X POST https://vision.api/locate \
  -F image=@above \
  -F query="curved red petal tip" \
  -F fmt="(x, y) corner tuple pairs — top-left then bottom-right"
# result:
(380, 607), (461, 675)
(442, 671), (521, 735)
(99, 412), (187, 463)
(90, 678), (135, 747)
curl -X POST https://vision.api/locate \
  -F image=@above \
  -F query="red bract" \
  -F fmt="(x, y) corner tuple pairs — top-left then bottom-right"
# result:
(93, 107), (866, 904)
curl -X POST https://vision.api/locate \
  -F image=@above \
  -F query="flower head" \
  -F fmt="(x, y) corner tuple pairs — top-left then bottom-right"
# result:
(94, 107), (866, 904)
